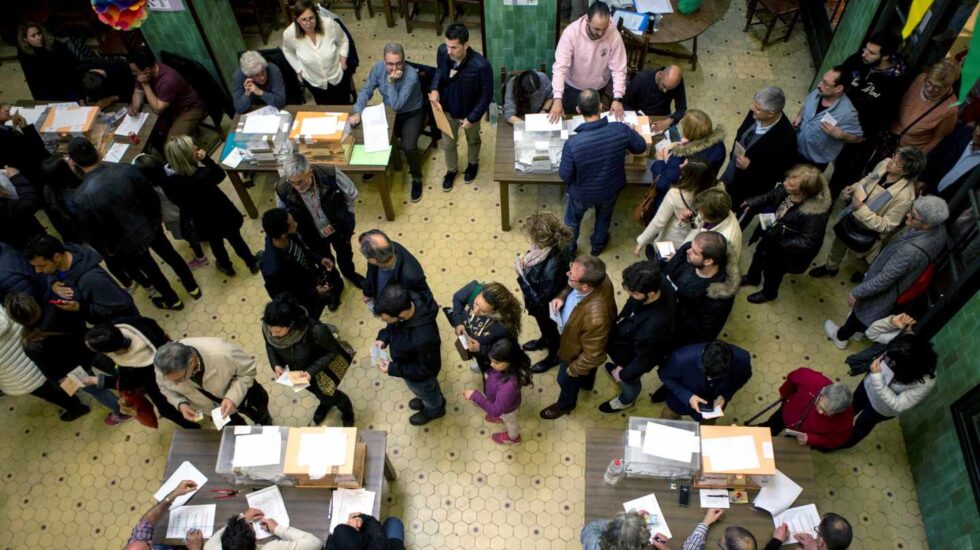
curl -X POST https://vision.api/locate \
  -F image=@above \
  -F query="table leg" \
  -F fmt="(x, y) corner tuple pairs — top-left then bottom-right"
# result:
(227, 170), (259, 219)
(384, 452), (397, 481)
(383, 0), (395, 27)
(277, 0), (290, 24)
(377, 171), (396, 221)
(500, 180), (511, 231)
(691, 36), (698, 70)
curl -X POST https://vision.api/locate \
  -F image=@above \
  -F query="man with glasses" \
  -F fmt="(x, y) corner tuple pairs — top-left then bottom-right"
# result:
(350, 43), (426, 202)
(276, 152), (364, 291)
(765, 513), (853, 549)
(154, 339), (273, 427)
(623, 65), (687, 133)
(657, 340), (752, 422)
(539, 255), (616, 419)
(549, 1), (627, 122)
(792, 66), (863, 170)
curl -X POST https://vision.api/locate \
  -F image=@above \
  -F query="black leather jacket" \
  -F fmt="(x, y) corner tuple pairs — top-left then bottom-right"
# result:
(517, 247), (569, 314)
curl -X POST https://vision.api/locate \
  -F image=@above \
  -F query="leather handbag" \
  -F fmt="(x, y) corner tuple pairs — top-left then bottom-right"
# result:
(314, 339), (354, 397)
(633, 179), (659, 226)
(832, 214), (879, 253)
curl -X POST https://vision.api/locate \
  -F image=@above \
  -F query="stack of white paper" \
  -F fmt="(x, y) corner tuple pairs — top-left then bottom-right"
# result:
(167, 504), (216, 539)
(300, 116), (338, 136)
(275, 368), (310, 393)
(361, 104), (390, 153)
(246, 486), (290, 539)
(210, 407), (231, 430)
(642, 421), (700, 463)
(242, 114), (283, 134)
(525, 113), (562, 132)
(232, 432), (282, 467)
(699, 489), (730, 509)
(603, 111), (640, 126)
(154, 461), (208, 508)
(114, 112), (149, 136)
(7, 106), (46, 127)
(634, 0), (673, 14)
(299, 429), (348, 478)
(50, 108), (93, 132)
(622, 493), (671, 539)
(772, 504), (821, 545)
(370, 344), (391, 367)
(329, 488), (377, 531)
(753, 470), (803, 516)
(701, 436), (760, 472)
(102, 143), (129, 163)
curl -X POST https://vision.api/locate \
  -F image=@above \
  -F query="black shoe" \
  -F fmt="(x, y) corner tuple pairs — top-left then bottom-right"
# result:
(531, 355), (560, 374)
(151, 296), (184, 311)
(187, 286), (203, 300)
(740, 275), (761, 287)
(312, 404), (330, 426)
(442, 171), (457, 192)
(522, 339), (545, 352)
(850, 271), (865, 283)
(650, 386), (667, 403)
(410, 408), (446, 426)
(342, 413), (355, 427)
(590, 244), (606, 257)
(408, 398), (424, 411)
(216, 263), (237, 277)
(327, 300), (341, 312)
(464, 163), (479, 183)
(59, 405), (91, 422)
(411, 178), (423, 202)
(809, 265), (839, 278)
(747, 291), (775, 304)
(248, 258), (261, 275)
(348, 273), (366, 289)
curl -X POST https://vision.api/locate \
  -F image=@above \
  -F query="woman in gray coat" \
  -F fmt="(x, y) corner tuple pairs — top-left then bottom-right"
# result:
(824, 196), (949, 349)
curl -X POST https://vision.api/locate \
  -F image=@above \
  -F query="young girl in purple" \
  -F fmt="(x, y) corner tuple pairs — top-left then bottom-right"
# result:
(463, 339), (532, 445)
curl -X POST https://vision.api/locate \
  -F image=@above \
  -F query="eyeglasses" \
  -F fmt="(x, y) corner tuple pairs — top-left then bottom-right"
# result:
(385, 61), (404, 68)
(923, 79), (944, 91)
(297, 15), (317, 23)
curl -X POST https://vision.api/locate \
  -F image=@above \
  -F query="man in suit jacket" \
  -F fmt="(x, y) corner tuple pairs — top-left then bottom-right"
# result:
(358, 229), (435, 313)
(657, 340), (752, 421)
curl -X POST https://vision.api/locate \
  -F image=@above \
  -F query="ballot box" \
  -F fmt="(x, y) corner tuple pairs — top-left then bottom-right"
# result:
(624, 416), (701, 480)
(695, 425), (777, 490)
(289, 111), (354, 164)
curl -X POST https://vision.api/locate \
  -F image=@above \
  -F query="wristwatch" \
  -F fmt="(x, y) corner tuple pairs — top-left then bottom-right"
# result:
(613, 97), (623, 103)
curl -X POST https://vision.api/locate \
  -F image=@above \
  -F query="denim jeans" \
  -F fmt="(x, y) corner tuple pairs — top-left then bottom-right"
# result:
(383, 517), (405, 540)
(564, 194), (619, 253)
(618, 377), (642, 406)
(81, 385), (121, 415)
(403, 377), (445, 416)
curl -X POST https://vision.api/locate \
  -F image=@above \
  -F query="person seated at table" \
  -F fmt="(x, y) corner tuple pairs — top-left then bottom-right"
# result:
(650, 109), (727, 212)
(657, 340), (752, 422)
(232, 51), (287, 114)
(0, 101), (52, 190)
(759, 367), (853, 451)
(127, 50), (208, 139)
(77, 58), (136, 108)
(765, 513), (853, 550)
(16, 21), (81, 101)
(678, 509), (757, 550)
(123, 480), (203, 550)
(205, 507), (322, 550)
(504, 69), (553, 125)
(448, 281), (522, 374)
(349, 43), (426, 202)
(581, 511), (670, 550)
(324, 513), (406, 550)
(263, 293), (355, 427)
(623, 65), (687, 134)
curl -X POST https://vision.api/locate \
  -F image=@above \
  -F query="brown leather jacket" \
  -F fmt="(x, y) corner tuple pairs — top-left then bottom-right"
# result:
(557, 277), (618, 376)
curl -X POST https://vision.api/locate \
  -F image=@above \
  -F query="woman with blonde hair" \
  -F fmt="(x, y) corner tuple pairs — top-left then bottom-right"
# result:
(163, 136), (258, 277)
(282, 0), (351, 104)
(515, 212), (572, 373)
(449, 281), (523, 374)
(649, 109), (726, 211)
(889, 58), (960, 153)
(741, 164), (832, 303)
(17, 21), (79, 100)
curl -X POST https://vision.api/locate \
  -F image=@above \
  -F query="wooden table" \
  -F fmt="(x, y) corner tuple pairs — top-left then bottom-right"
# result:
(14, 101), (157, 164)
(584, 427), (817, 545)
(153, 428), (396, 545)
(493, 121), (650, 231)
(636, 0), (724, 70)
(223, 105), (397, 221)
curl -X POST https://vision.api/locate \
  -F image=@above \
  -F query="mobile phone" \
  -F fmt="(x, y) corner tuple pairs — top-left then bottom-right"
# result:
(698, 402), (715, 413)
(678, 484), (690, 507)
(48, 299), (69, 305)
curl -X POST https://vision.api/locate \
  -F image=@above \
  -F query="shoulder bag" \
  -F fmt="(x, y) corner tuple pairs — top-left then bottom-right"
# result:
(832, 176), (908, 253)
(633, 177), (659, 226)
(866, 91), (953, 171)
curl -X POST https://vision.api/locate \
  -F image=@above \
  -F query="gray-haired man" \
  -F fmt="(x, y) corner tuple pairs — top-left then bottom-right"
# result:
(357, 229), (435, 313)
(232, 50), (287, 114)
(350, 43), (426, 202)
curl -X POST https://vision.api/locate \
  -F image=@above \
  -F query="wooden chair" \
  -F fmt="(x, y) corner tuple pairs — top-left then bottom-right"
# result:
(449, 0), (482, 25)
(322, 0), (374, 20)
(402, 0), (447, 35)
(616, 18), (648, 81)
(743, 0), (801, 50)
(231, 0), (279, 45)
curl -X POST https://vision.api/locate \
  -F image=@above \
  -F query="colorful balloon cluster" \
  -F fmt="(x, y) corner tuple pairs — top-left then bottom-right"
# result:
(91, 0), (150, 31)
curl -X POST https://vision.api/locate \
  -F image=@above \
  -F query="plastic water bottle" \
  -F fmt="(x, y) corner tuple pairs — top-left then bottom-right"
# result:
(604, 458), (625, 485)
(652, 14), (663, 33)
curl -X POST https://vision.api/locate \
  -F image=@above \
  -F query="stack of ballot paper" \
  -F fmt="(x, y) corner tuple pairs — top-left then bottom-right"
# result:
(232, 428), (282, 467)
(772, 504), (821, 545)
(641, 421), (700, 463)
(246, 486), (290, 538)
(329, 488), (377, 531)
(370, 344), (391, 367)
(753, 470), (803, 516)
(6, 106), (47, 127)
(360, 104), (390, 153)
(58, 366), (90, 396)
(701, 435), (761, 472)
(276, 368), (311, 393)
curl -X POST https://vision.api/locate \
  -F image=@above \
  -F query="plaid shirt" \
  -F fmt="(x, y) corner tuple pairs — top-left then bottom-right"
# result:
(127, 520), (154, 545)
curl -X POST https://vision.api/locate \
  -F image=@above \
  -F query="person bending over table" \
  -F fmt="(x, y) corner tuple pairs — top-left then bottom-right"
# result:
(677, 509), (757, 550)
(623, 65), (687, 134)
(504, 69), (553, 125)
(323, 513), (406, 550)
(581, 511), (671, 550)
(765, 513), (853, 550)
(124, 480), (203, 550)
(657, 340), (752, 421)
(205, 507), (322, 550)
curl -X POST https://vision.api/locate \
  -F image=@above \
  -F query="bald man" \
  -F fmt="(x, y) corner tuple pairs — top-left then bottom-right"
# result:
(623, 65), (687, 133)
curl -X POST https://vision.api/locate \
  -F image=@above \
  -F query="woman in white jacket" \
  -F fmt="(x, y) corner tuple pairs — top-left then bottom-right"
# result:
(843, 332), (936, 448)
(0, 306), (90, 420)
(635, 159), (718, 258)
(282, 0), (350, 105)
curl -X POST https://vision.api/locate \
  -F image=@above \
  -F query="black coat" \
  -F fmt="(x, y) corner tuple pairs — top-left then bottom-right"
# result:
(74, 164), (162, 256)
(609, 287), (676, 383)
(276, 166), (355, 248)
(722, 112), (799, 209)
(362, 241), (434, 306)
(0, 124), (51, 192)
(450, 280), (512, 370)
(259, 233), (331, 306)
(54, 244), (139, 324)
(0, 242), (44, 302)
(744, 180), (832, 274)
(665, 242), (738, 347)
(377, 293), (441, 383)
(265, 319), (351, 378)
(323, 514), (406, 550)
(923, 122), (975, 199)
(22, 305), (95, 381)
(517, 247), (569, 314)
(162, 157), (243, 240)
(0, 172), (45, 249)
(18, 40), (79, 100)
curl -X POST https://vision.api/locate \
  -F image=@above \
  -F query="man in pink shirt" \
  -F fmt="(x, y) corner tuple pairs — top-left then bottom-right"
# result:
(549, 2), (627, 123)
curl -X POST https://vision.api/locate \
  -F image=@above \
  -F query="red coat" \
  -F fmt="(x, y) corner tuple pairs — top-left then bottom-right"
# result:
(779, 368), (854, 450)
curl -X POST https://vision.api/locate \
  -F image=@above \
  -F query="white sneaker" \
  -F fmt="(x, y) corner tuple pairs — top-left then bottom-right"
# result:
(599, 397), (636, 414)
(823, 320), (849, 350)
(469, 360), (481, 373)
(851, 332), (866, 342)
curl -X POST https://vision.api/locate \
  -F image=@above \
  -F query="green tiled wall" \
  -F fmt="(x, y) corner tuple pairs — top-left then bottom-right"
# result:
(901, 294), (980, 550)
(483, 2), (557, 103)
(189, 0), (246, 91)
(814, 0), (882, 88)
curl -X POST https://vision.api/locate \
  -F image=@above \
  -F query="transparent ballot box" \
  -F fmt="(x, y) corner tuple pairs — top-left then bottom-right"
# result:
(215, 425), (292, 485)
(513, 118), (580, 174)
(230, 109), (294, 166)
(625, 416), (701, 480)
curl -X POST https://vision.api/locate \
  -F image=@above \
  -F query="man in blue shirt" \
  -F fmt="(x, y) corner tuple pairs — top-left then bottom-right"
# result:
(792, 67), (863, 170)
(350, 43), (426, 202)
(231, 51), (287, 113)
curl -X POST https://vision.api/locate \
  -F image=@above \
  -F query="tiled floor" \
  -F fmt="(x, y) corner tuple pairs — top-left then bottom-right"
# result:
(0, 3), (929, 549)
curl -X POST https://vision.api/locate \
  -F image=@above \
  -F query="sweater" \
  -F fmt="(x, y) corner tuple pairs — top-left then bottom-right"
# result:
(232, 63), (287, 113)
(469, 369), (522, 417)
(622, 67), (687, 122)
(431, 45), (493, 123)
(559, 118), (647, 202)
(282, 19), (349, 88)
(552, 15), (627, 98)
(777, 368), (853, 450)
(354, 61), (424, 115)
(891, 73), (958, 153)
(863, 369), (935, 418)
(0, 306), (46, 395)
(839, 52), (908, 134)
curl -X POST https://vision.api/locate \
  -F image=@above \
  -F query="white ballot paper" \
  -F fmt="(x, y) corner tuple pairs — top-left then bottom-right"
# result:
(102, 142), (129, 163)
(7, 106), (46, 127)
(115, 112), (149, 136)
(820, 111), (838, 127)
(299, 429), (348, 471)
(623, 493), (672, 539)
(772, 504), (821, 545)
(59, 366), (90, 396)
(568, 115), (586, 132)
(154, 461), (207, 508)
(701, 435), (760, 472)
(700, 405), (725, 420)
(759, 213), (777, 230)
(330, 488), (377, 532)
(300, 116), (338, 136)
(370, 344), (391, 367)
(246, 486), (289, 539)
(234, 426), (251, 435)
(276, 367), (310, 393)
(222, 147), (247, 168)
(232, 432), (282, 467)
(50, 108), (92, 132)
(642, 421), (700, 463)
(211, 407), (231, 430)
(628, 429), (642, 448)
(549, 303), (565, 334)
(753, 469), (803, 516)
(655, 133), (672, 154)
(525, 113), (562, 132)
(167, 504), (215, 539)
(655, 241), (676, 259)
(699, 489), (731, 509)
(634, 0), (674, 14)
(362, 104), (390, 153)
(361, 103), (388, 127)
(603, 110), (640, 126)
(242, 114), (282, 134)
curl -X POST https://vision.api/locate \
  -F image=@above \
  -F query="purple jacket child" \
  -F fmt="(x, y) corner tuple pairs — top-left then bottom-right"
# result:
(468, 369), (521, 417)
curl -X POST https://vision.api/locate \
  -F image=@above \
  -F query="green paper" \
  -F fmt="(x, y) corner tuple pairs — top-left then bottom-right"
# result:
(350, 145), (392, 166)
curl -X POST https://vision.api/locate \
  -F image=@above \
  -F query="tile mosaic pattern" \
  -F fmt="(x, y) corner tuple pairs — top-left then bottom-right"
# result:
(483, 1), (557, 103)
(0, 2), (930, 548)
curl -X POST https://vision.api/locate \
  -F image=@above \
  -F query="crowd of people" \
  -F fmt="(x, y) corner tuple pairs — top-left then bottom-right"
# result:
(1, 1), (976, 549)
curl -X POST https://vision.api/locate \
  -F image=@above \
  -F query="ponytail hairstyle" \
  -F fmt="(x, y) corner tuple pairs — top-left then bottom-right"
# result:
(480, 282), (523, 338)
(488, 338), (533, 388)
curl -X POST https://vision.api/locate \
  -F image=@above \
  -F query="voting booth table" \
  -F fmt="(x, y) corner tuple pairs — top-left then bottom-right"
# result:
(153, 426), (395, 545)
(585, 418), (822, 546)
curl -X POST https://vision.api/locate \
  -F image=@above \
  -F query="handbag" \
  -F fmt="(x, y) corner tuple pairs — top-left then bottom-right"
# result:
(313, 339), (354, 397)
(833, 214), (880, 253)
(633, 178), (659, 226)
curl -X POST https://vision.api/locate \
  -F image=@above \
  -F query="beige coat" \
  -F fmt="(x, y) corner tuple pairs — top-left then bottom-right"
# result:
(848, 159), (916, 236)
(683, 210), (744, 267)
(637, 182), (725, 249)
(156, 337), (258, 415)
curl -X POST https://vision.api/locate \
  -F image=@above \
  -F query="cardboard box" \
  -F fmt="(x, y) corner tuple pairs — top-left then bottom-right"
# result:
(283, 427), (365, 488)
(695, 425), (776, 489)
(289, 112), (354, 164)
(39, 106), (98, 135)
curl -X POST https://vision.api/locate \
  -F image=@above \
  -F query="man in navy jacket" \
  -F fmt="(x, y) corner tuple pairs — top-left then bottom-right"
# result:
(429, 23), (493, 192)
(657, 340), (752, 421)
(559, 89), (647, 256)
